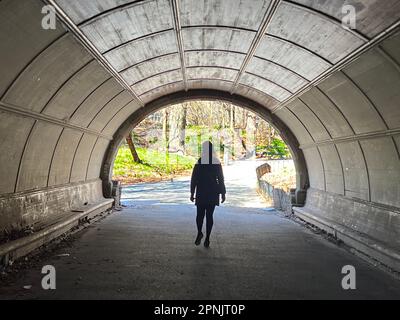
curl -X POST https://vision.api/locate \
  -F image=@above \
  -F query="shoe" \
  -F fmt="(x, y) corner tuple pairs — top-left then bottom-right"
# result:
(204, 238), (210, 248)
(195, 232), (203, 246)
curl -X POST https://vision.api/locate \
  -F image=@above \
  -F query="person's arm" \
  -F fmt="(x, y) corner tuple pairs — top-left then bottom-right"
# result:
(217, 164), (226, 203)
(190, 164), (198, 202)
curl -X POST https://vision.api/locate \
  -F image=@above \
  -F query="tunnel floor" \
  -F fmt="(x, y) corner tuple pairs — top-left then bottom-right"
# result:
(1, 161), (400, 300)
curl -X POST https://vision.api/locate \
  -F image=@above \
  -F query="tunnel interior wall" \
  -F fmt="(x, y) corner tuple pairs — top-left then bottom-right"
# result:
(0, 0), (141, 235)
(0, 0), (399, 269)
(282, 33), (400, 260)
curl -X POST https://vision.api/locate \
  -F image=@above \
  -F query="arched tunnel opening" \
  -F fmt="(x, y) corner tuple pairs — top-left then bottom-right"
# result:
(0, 0), (400, 301)
(103, 92), (308, 199)
(109, 97), (299, 211)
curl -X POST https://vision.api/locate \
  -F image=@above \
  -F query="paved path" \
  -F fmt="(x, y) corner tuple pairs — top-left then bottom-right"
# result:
(1, 161), (400, 299)
(122, 160), (266, 208)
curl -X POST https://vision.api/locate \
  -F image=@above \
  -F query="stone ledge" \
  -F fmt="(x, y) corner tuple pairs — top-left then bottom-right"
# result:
(0, 199), (113, 266)
(293, 207), (400, 273)
(0, 179), (107, 237)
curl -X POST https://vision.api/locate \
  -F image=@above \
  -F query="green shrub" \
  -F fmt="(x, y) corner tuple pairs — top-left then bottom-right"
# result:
(256, 138), (291, 159)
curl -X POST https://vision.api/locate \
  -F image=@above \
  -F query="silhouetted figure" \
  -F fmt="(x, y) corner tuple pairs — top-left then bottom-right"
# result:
(190, 141), (226, 248)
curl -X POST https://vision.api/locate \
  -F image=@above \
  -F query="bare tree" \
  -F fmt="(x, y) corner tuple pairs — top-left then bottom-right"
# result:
(126, 132), (141, 163)
(169, 103), (187, 154)
(163, 108), (170, 165)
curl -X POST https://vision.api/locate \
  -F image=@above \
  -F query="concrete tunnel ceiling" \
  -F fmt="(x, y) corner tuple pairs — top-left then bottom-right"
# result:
(1, 0), (400, 263)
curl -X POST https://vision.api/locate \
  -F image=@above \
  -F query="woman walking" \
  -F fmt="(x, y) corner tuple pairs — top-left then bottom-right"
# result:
(190, 141), (226, 248)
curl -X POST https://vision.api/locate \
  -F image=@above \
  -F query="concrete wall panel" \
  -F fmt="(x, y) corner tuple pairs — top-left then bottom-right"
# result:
(287, 99), (331, 142)
(16, 123), (63, 192)
(235, 85), (279, 110)
(186, 67), (238, 82)
(183, 28), (254, 53)
(275, 108), (313, 145)
(43, 61), (110, 119)
(132, 70), (183, 96)
(344, 49), (400, 129)
(381, 32), (400, 65)
(240, 74), (291, 101)
(180, 0), (270, 30)
(300, 87), (354, 138)
(122, 54), (181, 86)
(303, 147), (325, 191)
(80, 0), (173, 53)
(86, 138), (110, 180)
(4, 35), (92, 113)
(48, 129), (83, 187)
(88, 92), (133, 132)
(69, 78), (122, 127)
(186, 51), (245, 70)
(55, 0), (133, 24)
(187, 79), (233, 92)
(336, 142), (369, 201)
(247, 57), (308, 93)
(395, 136), (400, 156)
(102, 101), (142, 136)
(0, 0), (63, 97)
(70, 134), (98, 183)
(318, 145), (344, 195)
(255, 36), (331, 80)
(104, 31), (178, 71)
(269, 2), (365, 63)
(318, 72), (387, 134)
(291, 0), (400, 38)
(140, 82), (186, 104)
(360, 137), (400, 208)
(139, 79), (279, 110)
(0, 113), (35, 194)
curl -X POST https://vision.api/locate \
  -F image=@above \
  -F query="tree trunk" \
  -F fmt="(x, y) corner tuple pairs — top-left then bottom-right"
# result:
(169, 105), (186, 154)
(242, 109), (248, 129)
(179, 105), (187, 152)
(268, 124), (272, 145)
(230, 105), (235, 156)
(245, 115), (257, 157)
(126, 133), (141, 163)
(163, 109), (170, 166)
(230, 105), (235, 130)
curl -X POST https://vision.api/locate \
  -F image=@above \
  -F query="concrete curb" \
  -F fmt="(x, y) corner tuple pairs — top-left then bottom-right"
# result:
(293, 207), (400, 273)
(0, 199), (114, 266)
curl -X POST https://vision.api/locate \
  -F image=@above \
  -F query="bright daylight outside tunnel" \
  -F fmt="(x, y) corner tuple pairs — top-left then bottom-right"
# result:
(0, 0), (400, 305)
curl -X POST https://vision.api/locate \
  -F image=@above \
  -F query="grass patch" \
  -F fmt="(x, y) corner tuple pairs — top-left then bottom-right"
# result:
(261, 164), (296, 192)
(113, 146), (196, 183)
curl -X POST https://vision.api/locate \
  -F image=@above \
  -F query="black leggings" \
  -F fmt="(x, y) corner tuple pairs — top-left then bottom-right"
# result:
(196, 205), (216, 238)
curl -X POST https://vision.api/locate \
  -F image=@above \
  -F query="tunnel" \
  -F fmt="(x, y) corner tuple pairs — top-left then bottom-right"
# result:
(0, 0), (400, 300)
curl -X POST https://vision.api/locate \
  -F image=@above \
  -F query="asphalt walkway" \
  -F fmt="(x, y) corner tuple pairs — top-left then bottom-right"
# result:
(1, 161), (399, 299)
